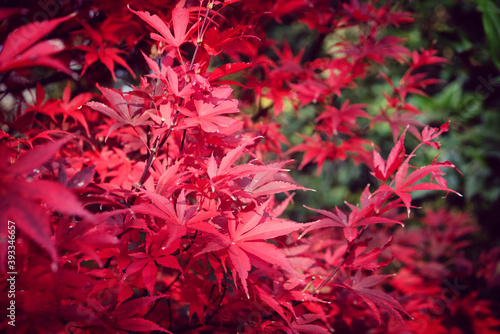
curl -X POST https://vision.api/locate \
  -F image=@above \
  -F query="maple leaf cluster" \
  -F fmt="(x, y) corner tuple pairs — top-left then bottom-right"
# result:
(0, 1), (498, 333)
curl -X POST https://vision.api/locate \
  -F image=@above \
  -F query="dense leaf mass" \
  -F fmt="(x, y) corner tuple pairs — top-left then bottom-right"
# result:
(0, 1), (498, 333)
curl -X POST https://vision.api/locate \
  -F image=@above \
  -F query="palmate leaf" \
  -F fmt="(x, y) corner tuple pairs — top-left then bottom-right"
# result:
(128, 6), (198, 50)
(86, 84), (151, 140)
(300, 205), (403, 242)
(316, 99), (369, 135)
(180, 97), (239, 133)
(196, 200), (306, 298)
(372, 160), (462, 216)
(110, 296), (171, 333)
(78, 45), (136, 81)
(239, 160), (310, 198)
(133, 189), (217, 249)
(337, 270), (411, 325)
(208, 62), (255, 84)
(0, 13), (76, 75)
(421, 121), (449, 149)
(0, 138), (93, 270)
(371, 127), (407, 183)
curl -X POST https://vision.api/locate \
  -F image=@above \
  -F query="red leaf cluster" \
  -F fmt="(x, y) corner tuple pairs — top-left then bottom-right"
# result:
(0, 1), (498, 333)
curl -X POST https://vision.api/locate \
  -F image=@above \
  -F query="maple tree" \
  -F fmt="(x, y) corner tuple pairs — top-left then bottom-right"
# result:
(0, 0), (498, 333)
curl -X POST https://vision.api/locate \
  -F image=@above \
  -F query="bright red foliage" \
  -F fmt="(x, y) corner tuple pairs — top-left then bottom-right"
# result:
(0, 1), (498, 333)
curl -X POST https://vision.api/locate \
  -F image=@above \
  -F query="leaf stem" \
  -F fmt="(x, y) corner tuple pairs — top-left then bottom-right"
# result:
(136, 5), (212, 189)
(311, 225), (368, 296)
(189, 5), (211, 71)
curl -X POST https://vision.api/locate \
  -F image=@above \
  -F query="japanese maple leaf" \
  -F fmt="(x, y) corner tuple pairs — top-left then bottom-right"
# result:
(337, 270), (411, 325)
(300, 205), (402, 242)
(55, 213), (119, 268)
(132, 189), (217, 249)
(344, 238), (393, 271)
(290, 79), (328, 107)
(272, 38), (305, 75)
(86, 268), (133, 304)
(194, 200), (306, 298)
(0, 138), (93, 271)
(102, 296), (171, 333)
(410, 47), (448, 69)
(239, 160), (310, 198)
(204, 139), (262, 195)
(204, 141), (303, 199)
(76, 21), (136, 81)
(58, 81), (93, 135)
(23, 83), (60, 121)
(23, 82), (92, 134)
(208, 62), (255, 85)
(85, 84), (151, 140)
(140, 51), (195, 99)
(58, 164), (96, 190)
(0, 7), (28, 21)
(179, 97), (239, 133)
(421, 121), (449, 149)
(371, 106), (424, 143)
(372, 157), (462, 216)
(267, 0), (309, 23)
(260, 78), (291, 116)
(123, 238), (180, 295)
(287, 134), (345, 175)
(338, 34), (410, 65)
(316, 99), (369, 135)
(0, 13), (76, 76)
(154, 158), (190, 197)
(371, 128), (407, 182)
(201, 22), (250, 61)
(129, 6), (197, 50)
(77, 45), (136, 81)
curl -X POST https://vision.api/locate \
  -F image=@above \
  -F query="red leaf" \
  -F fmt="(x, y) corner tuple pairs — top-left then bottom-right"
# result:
(372, 159), (462, 216)
(78, 45), (136, 81)
(142, 260), (158, 295)
(86, 84), (151, 140)
(115, 318), (172, 333)
(338, 270), (411, 325)
(180, 97), (239, 133)
(300, 205), (402, 239)
(209, 62), (254, 82)
(0, 13), (76, 75)
(421, 121), (449, 149)
(11, 137), (68, 173)
(66, 165), (96, 189)
(224, 201), (306, 297)
(0, 138), (93, 270)
(371, 128), (407, 182)
(129, 6), (197, 49)
(316, 99), (369, 135)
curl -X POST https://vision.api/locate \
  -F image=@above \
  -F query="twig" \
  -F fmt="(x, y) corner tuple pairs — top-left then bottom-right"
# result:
(135, 3), (212, 189)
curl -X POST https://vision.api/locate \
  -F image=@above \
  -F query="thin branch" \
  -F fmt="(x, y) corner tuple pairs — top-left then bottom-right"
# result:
(311, 225), (368, 296)
(135, 4), (212, 189)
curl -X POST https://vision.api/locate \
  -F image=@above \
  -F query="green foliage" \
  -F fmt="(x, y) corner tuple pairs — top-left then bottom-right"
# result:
(275, 1), (500, 244)
(476, 0), (500, 71)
